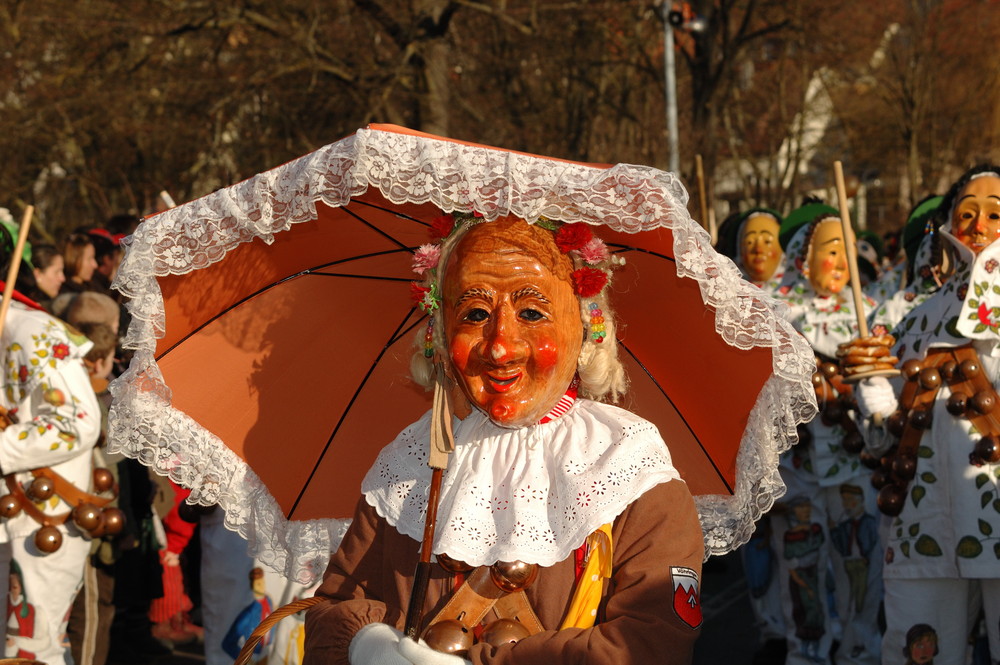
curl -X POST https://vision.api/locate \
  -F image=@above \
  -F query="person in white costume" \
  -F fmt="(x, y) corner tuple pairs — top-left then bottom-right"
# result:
(850, 165), (1000, 665)
(0, 253), (102, 664)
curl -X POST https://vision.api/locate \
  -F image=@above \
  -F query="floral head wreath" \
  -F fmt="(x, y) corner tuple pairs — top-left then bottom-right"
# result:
(409, 212), (625, 357)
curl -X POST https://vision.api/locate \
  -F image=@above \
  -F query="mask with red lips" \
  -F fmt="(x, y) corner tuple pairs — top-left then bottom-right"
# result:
(441, 216), (583, 428)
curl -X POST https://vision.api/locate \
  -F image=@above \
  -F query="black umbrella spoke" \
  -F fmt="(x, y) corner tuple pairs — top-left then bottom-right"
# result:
(156, 247), (421, 361)
(341, 201), (429, 251)
(617, 340), (732, 494)
(606, 243), (675, 262)
(288, 305), (422, 519)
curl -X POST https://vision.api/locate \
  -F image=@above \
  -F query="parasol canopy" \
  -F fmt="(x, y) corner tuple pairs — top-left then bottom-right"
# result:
(108, 124), (816, 585)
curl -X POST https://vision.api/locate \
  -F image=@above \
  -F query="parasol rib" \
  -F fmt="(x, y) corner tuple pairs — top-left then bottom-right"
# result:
(287, 305), (425, 519)
(617, 340), (732, 494)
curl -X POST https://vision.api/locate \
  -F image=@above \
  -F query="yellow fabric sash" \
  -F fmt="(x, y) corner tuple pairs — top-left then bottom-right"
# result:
(559, 523), (613, 630)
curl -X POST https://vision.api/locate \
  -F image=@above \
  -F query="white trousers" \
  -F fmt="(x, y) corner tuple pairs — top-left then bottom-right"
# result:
(882, 577), (1000, 665)
(0, 532), (90, 665)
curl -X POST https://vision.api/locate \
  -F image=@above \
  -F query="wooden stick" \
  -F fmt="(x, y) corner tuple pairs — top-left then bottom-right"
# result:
(159, 190), (176, 209)
(833, 162), (869, 338)
(404, 366), (454, 638)
(405, 466), (444, 638)
(695, 154), (710, 233)
(0, 206), (34, 340)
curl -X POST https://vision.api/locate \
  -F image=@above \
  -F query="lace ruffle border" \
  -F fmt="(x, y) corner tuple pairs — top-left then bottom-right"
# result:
(107, 125), (817, 585)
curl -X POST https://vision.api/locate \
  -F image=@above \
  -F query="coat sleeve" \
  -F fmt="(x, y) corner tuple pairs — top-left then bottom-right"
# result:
(469, 479), (704, 665)
(303, 496), (396, 665)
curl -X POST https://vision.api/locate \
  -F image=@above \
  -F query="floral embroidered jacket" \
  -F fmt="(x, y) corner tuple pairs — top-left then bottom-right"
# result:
(0, 302), (101, 542)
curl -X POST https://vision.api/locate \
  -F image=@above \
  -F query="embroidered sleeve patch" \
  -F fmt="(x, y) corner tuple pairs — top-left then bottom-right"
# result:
(670, 566), (703, 629)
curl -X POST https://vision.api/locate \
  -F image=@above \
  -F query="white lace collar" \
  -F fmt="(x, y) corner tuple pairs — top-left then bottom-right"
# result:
(361, 399), (681, 567)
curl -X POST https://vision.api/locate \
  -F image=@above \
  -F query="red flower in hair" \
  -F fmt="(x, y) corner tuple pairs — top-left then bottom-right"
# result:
(410, 282), (430, 304)
(571, 267), (608, 297)
(429, 215), (455, 240)
(555, 224), (593, 253)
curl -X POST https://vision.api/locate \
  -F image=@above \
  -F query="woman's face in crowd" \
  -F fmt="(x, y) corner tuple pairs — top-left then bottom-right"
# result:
(952, 175), (1000, 255)
(740, 213), (782, 282)
(443, 220), (582, 427)
(34, 255), (65, 298)
(76, 244), (98, 282)
(807, 220), (849, 297)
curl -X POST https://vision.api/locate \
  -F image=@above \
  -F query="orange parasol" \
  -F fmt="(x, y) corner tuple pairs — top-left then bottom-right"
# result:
(108, 124), (816, 584)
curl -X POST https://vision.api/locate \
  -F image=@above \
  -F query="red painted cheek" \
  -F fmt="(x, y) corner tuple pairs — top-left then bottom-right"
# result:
(449, 337), (473, 374)
(534, 338), (559, 371)
(821, 257), (836, 271)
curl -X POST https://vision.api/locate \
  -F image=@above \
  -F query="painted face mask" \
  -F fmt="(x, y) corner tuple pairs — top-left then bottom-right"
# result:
(442, 218), (583, 427)
(806, 220), (849, 297)
(952, 175), (1000, 255)
(740, 213), (782, 283)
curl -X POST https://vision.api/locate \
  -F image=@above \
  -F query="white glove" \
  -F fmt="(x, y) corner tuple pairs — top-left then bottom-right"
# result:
(854, 375), (898, 421)
(398, 636), (473, 665)
(349, 623), (410, 665)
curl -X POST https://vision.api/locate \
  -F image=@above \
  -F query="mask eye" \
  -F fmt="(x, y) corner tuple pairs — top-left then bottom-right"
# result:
(519, 309), (544, 322)
(464, 308), (489, 323)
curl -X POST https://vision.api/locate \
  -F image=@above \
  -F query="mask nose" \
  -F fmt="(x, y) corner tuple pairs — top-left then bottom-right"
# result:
(483, 305), (526, 365)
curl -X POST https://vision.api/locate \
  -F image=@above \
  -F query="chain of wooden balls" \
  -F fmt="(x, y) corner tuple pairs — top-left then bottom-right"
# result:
(811, 361), (865, 455)
(0, 467), (124, 553)
(422, 553), (540, 656)
(872, 355), (1000, 517)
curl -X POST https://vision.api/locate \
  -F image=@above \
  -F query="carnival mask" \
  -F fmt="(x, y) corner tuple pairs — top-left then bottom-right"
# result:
(740, 213), (782, 283)
(805, 220), (849, 297)
(442, 218), (582, 428)
(952, 175), (1000, 255)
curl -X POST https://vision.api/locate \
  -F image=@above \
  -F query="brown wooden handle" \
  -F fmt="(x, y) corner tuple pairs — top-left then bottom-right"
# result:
(233, 595), (327, 665)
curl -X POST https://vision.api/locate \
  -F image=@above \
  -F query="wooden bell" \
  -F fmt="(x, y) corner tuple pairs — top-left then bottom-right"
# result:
(34, 525), (63, 553)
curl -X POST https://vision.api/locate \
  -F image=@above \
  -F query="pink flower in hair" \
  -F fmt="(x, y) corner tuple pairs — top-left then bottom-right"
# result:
(412, 244), (441, 275)
(577, 237), (610, 265)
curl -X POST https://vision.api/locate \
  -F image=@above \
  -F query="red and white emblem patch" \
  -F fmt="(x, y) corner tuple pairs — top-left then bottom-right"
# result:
(670, 566), (702, 629)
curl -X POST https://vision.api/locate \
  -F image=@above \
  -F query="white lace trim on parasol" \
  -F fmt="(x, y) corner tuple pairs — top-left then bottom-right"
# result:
(363, 399), (680, 567)
(108, 125), (817, 585)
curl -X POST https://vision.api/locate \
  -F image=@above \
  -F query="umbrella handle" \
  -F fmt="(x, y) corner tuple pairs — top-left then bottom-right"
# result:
(404, 466), (444, 638)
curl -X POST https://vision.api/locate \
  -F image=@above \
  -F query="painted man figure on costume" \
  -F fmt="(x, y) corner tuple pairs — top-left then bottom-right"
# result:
(772, 204), (883, 665)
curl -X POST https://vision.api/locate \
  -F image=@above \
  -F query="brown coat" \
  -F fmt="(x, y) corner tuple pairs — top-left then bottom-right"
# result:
(303, 479), (704, 665)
